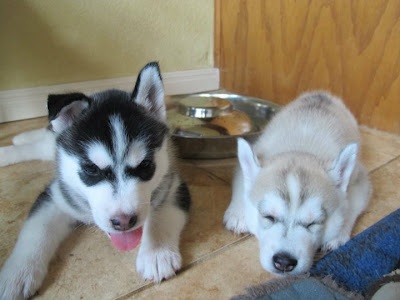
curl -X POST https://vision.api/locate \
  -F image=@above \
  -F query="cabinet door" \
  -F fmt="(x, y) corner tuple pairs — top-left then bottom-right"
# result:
(217, 0), (400, 133)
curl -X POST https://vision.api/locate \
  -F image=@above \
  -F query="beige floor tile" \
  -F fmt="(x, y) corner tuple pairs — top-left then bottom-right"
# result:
(0, 117), (48, 146)
(40, 226), (146, 300)
(0, 161), (54, 259)
(360, 126), (400, 172)
(179, 158), (237, 185)
(121, 237), (273, 300)
(353, 156), (400, 235)
(360, 126), (400, 158)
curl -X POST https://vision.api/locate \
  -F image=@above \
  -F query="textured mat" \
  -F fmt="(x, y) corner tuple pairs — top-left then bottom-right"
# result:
(310, 208), (400, 295)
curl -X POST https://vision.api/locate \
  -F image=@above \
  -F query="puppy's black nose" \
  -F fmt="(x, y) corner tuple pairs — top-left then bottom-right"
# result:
(273, 252), (297, 272)
(110, 214), (137, 231)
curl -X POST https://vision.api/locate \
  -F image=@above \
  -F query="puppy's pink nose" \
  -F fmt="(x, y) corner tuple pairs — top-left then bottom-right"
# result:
(110, 214), (137, 231)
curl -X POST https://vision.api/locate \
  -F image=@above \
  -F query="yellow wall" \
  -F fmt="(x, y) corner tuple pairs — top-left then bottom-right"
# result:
(0, 0), (214, 90)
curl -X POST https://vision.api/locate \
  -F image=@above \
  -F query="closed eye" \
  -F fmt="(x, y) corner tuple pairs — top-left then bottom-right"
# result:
(306, 222), (316, 229)
(302, 221), (322, 230)
(264, 215), (276, 223)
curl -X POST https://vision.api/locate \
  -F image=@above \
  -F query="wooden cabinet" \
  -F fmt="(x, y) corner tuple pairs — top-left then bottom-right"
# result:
(216, 0), (400, 133)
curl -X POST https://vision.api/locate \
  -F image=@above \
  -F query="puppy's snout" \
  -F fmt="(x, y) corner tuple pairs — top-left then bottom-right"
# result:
(272, 252), (297, 272)
(110, 214), (137, 231)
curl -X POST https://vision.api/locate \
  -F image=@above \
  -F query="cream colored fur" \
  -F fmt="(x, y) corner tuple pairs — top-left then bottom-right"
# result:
(224, 91), (371, 275)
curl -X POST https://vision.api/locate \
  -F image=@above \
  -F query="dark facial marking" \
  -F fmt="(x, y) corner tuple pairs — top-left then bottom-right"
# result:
(58, 90), (168, 160)
(125, 159), (155, 181)
(59, 179), (90, 212)
(79, 162), (116, 186)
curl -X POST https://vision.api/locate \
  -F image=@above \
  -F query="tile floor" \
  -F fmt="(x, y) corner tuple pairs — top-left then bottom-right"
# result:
(0, 117), (399, 299)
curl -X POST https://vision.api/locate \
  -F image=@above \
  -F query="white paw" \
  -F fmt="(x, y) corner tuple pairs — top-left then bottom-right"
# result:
(136, 247), (182, 283)
(0, 256), (47, 300)
(12, 128), (47, 146)
(322, 235), (350, 252)
(12, 133), (30, 146)
(0, 145), (17, 167)
(223, 207), (248, 234)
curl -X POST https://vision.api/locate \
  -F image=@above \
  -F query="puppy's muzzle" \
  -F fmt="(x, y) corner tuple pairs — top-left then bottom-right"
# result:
(273, 252), (297, 272)
(110, 214), (137, 231)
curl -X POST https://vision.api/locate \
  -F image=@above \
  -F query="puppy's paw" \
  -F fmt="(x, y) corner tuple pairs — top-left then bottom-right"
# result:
(0, 257), (47, 300)
(223, 207), (248, 234)
(12, 132), (31, 146)
(136, 247), (182, 283)
(322, 235), (350, 252)
(0, 145), (18, 167)
(12, 128), (47, 146)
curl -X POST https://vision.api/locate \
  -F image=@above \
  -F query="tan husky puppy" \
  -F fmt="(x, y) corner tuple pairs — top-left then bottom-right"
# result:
(224, 91), (371, 275)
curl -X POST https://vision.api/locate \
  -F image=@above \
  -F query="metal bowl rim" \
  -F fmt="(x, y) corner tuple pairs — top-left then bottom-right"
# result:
(169, 92), (280, 140)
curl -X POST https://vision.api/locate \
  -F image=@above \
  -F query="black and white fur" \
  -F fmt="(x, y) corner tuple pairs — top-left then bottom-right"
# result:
(0, 62), (191, 299)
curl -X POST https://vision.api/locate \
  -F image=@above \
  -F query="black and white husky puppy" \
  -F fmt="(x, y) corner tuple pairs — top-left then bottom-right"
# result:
(0, 62), (191, 299)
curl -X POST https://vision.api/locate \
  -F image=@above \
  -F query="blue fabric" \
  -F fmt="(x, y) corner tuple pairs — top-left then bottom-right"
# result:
(310, 208), (400, 294)
(258, 278), (350, 300)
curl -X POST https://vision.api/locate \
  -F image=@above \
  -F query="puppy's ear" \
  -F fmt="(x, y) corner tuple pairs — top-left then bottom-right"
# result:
(237, 138), (261, 190)
(131, 62), (166, 120)
(47, 93), (91, 133)
(328, 143), (358, 192)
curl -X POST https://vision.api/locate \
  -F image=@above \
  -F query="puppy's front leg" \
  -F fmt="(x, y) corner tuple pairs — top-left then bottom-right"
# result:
(136, 186), (188, 283)
(323, 166), (371, 251)
(223, 168), (249, 234)
(12, 128), (49, 146)
(0, 191), (75, 299)
(0, 129), (56, 167)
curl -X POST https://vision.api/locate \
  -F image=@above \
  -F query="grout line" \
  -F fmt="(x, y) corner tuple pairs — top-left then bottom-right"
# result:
(179, 234), (252, 271)
(115, 234), (251, 299)
(368, 155), (400, 175)
(195, 166), (232, 185)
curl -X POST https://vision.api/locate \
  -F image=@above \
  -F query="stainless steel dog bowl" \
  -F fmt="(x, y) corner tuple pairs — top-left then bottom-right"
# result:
(167, 92), (280, 159)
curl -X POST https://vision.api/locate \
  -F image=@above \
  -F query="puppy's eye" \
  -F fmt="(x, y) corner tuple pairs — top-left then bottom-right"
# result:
(306, 222), (315, 229)
(264, 215), (276, 223)
(305, 221), (321, 229)
(125, 159), (155, 181)
(83, 163), (100, 176)
(138, 159), (152, 170)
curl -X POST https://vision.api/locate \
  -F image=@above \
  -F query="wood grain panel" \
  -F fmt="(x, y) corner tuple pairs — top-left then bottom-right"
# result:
(217, 0), (400, 133)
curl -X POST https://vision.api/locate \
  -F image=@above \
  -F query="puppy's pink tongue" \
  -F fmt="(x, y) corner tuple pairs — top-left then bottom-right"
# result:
(110, 227), (143, 251)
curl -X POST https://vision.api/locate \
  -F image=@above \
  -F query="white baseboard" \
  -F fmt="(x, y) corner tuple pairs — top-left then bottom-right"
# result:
(0, 68), (219, 123)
